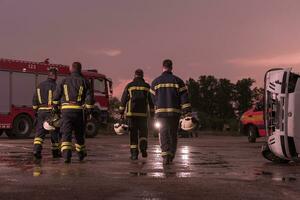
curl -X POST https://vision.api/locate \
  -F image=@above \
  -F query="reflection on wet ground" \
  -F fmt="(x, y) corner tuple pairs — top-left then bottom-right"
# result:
(1, 135), (300, 199)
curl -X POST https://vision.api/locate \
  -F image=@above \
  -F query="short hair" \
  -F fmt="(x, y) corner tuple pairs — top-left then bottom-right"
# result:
(72, 62), (82, 72)
(135, 69), (144, 77)
(163, 59), (173, 69)
(48, 67), (58, 76)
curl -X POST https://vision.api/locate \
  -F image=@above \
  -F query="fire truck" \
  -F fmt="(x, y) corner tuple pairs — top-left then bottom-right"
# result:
(240, 102), (266, 143)
(0, 58), (112, 138)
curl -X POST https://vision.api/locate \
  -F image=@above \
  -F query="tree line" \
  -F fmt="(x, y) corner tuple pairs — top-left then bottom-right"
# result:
(187, 76), (263, 130)
(109, 75), (264, 131)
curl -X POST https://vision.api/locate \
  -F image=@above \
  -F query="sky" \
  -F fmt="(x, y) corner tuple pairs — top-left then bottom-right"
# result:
(1, 0), (300, 97)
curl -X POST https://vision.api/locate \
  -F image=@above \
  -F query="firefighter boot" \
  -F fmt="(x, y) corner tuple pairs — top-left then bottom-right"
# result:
(130, 148), (139, 160)
(33, 144), (42, 161)
(141, 151), (148, 158)
(52, 149), (62, 158)
(33, 151), (42, 161)
(162, 155), (171, 165)
(63, 150), (72, 164)
(78, 151), (87, 162)
(139, 139), (148, 158)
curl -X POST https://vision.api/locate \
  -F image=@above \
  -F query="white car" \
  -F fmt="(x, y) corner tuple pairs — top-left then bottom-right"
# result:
(262, 68), (300, 163)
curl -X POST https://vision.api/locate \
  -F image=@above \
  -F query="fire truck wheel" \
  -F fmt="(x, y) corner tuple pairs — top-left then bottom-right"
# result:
(85, 119), (99, 138)
(247, 125), (257, 143)
(6, 114), (33, 139)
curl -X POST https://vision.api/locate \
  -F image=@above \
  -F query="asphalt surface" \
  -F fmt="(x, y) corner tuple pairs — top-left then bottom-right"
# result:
(0, 134), (300, 200)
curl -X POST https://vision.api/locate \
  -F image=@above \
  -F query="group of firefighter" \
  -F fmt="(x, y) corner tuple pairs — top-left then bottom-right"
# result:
(32, 59), (193, 165)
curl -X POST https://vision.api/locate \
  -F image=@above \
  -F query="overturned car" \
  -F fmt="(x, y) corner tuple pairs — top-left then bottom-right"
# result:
(262, 68), (300, 163)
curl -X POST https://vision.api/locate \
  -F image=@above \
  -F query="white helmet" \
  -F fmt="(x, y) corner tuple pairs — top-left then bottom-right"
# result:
(114, 123), (129, 135)
(43, 121), (56, 131)
(43, 114), (61, 131)
(180, 117), (198, 131)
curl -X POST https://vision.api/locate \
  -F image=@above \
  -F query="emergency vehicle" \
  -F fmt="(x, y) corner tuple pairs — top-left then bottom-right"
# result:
(262, 68), (300, 163)
(0, 58), (112, 138)
(240, 102), (266, 143)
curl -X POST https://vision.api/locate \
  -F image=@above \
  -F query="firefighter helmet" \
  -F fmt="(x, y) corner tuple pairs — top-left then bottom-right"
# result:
(114, 123), (129, 135)
(43, 114), (61, 131)
(180, 116), (198, 131)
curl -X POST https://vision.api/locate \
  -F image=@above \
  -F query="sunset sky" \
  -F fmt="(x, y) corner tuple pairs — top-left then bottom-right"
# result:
(1, 0), (300, 97)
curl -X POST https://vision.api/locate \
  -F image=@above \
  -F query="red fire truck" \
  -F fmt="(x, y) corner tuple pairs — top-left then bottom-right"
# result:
(0, 58), (112, 138)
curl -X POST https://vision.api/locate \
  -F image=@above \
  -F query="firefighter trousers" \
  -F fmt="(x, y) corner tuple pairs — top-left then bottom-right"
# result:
(127, 117), (148, 154)
(60, 110), (86, 159)
(33, 111), (61, 154)
(157, 117), (180, 158)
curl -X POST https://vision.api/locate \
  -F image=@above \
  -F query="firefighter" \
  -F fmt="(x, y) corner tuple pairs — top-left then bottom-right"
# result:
(53, 62), (94, 163)
(119, 69), (154, 160)
(32, 68), (61, 160)
(150, 59), (192, 165)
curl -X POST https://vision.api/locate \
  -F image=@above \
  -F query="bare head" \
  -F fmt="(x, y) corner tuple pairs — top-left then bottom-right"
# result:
(48, 68), (57, 81)
(134, 68), (144, 78)
(162, 59), (173, 72)
(70, 62), (82, 73)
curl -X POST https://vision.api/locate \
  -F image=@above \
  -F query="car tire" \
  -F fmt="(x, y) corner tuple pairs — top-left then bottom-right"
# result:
(262, 142), (290, 163)
(85, 119), (99, 138)
(6, 114), (33, 139)
(247, 126), (257, 143)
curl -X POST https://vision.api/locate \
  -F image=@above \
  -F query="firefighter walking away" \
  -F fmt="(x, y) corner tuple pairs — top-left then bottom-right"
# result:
(119, 69), (154, 160)
(32, 68), (61, 160)
(151, 59), (192, 165)
(53, 62), (94, 163)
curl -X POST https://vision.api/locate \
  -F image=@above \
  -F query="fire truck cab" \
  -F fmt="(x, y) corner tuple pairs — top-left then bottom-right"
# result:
(240, 102), (266, 143)
(0, 58), (112, 138)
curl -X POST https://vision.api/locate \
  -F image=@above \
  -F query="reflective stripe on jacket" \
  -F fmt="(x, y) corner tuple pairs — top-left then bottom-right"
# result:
(120, 77), (154, 117)
(53, 72), (94, 110)
(32, 78), (56, 111)
(150, 71), (191, 117)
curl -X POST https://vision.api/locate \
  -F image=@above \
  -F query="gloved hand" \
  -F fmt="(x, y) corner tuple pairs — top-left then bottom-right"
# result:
(183, 112), (192, 118)
(52, 105), (60, 114)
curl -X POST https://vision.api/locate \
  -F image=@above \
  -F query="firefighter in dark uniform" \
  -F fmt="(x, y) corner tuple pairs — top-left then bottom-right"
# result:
(119, 69), (154, 160)
(151, 59), (192, 165)
(32, 68), (61, 160)
(53, 62), (94, 163)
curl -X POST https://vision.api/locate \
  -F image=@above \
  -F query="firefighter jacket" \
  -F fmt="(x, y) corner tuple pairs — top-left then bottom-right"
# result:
(119, 77), (154, 117)
(32, 78), (57, 111)
(53, 72), (94, 110)
(150, 71), (192, 117)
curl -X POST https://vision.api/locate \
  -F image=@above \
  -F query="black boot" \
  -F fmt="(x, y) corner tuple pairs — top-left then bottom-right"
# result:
(33, 151), (42, 161)
(162, 155), (171, 165)
(78, 151), (87, 162)
(52, 149), (62, 158)
(63, 150), (72, 164)
(141, 151), (148, 158)
(130, 148), (139, 160)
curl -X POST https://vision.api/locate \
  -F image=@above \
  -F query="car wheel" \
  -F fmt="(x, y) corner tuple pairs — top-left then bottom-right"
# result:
(85, 119), (99, 138)
(6, 114), (33, 139)
(247, 126), (257, 143)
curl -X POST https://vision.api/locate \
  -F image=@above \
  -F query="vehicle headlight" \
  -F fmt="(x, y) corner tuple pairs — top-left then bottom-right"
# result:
(154, 121), (161, 129)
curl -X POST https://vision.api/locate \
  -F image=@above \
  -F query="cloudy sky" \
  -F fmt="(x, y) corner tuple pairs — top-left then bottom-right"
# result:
(1, 0), (300, 97)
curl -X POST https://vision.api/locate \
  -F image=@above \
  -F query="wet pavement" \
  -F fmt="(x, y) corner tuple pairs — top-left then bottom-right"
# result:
(1, 135), (300, 200)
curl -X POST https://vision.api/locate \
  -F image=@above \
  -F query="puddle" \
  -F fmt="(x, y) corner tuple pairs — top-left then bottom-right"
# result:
(257, 170), (298, 182)
(129, 171), (197, 178)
